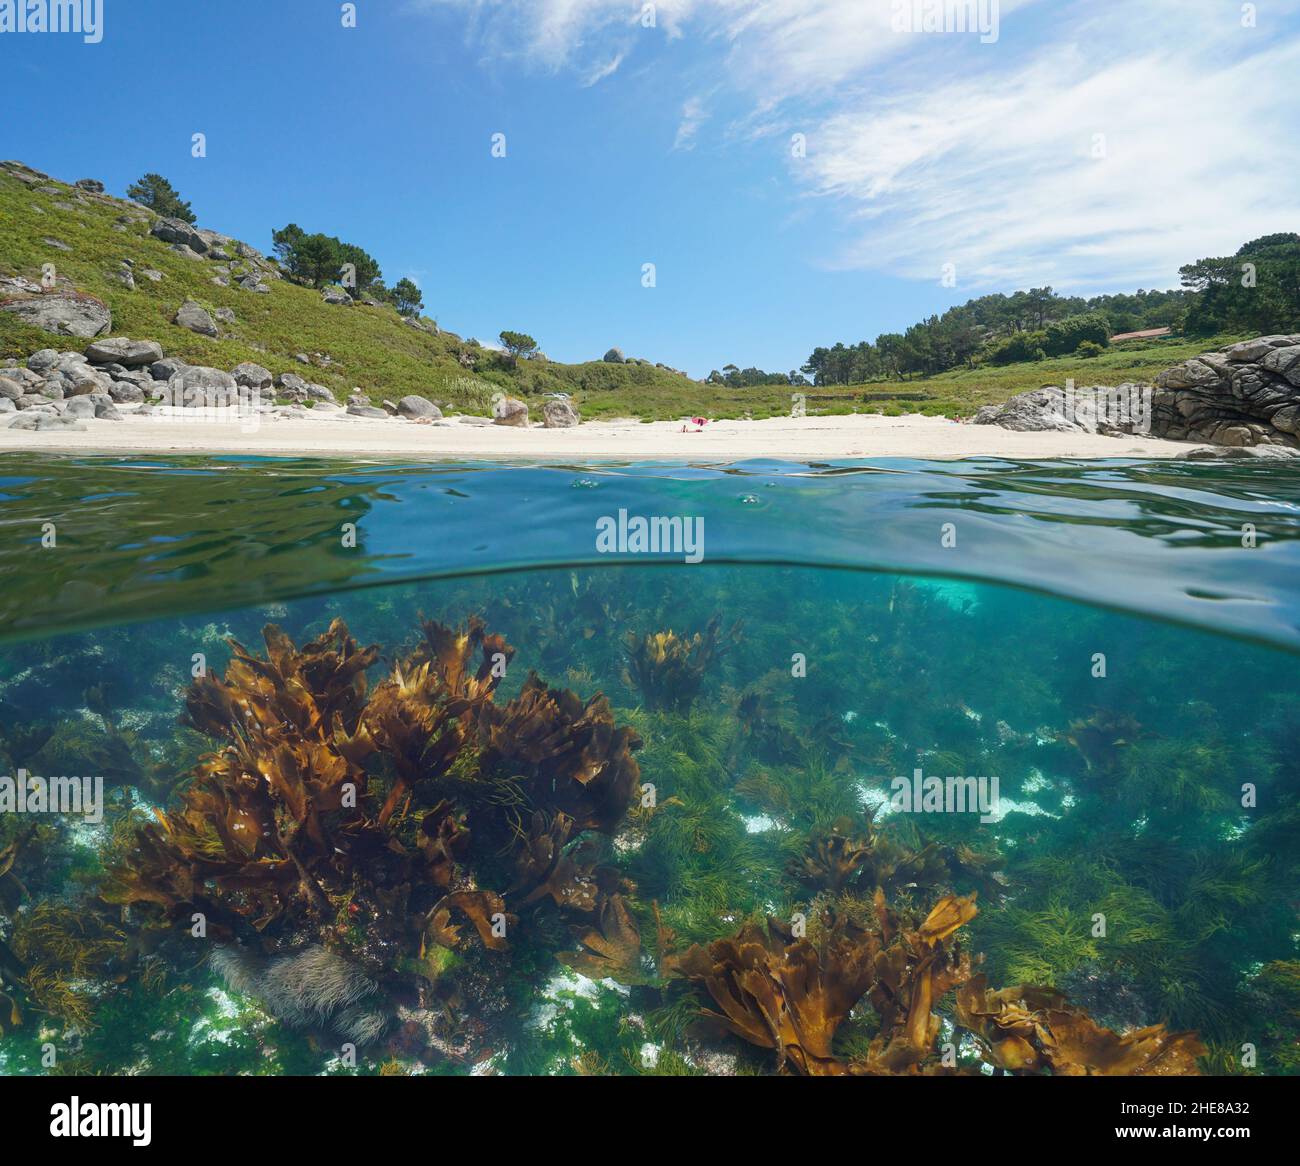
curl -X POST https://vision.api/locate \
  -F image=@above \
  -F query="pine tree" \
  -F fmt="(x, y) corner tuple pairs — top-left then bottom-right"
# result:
(126, 173), (196, 224)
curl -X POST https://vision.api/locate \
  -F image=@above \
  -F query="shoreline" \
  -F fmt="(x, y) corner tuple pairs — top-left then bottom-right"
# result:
(0, 411), (1199, 461)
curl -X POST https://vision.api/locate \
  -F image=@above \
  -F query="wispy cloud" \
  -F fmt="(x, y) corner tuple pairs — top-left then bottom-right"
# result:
(417, 0), (1300, 290)
(799, 14), (1300, 289)
(582, 52), (625, 86)
(674, 96), (709, 150)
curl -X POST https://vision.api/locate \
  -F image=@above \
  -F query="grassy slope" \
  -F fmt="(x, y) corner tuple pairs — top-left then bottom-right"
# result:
(0, 165), (1239, 421)
(0, 166), (697, 416)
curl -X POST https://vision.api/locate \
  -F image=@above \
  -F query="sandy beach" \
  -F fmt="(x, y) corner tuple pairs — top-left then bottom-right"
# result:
(0, 411), (1196, 460)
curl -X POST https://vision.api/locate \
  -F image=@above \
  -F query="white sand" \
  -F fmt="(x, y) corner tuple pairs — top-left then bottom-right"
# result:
(0, 411), (1195, 460)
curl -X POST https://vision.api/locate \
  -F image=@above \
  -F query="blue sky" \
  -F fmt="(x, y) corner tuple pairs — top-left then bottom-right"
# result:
(2, 0), (1297, 377)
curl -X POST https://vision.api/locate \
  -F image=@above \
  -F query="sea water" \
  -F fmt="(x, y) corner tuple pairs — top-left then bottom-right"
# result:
(0, 457), (1296, 1076)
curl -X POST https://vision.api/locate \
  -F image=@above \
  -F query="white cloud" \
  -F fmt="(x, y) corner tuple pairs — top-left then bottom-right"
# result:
(581, 51), (625, 86)
(801, 27), (1300, 289)
(674, 95), (709, 150)
(411, 0), (701, 69)
(419, 0), (1300, 290)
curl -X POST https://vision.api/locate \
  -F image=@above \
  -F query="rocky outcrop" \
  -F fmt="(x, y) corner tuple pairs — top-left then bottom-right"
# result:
(83, 337), (164, 367)
(975, 335), (1300, 449)
(275, 372), (335, 404)
(1151, 336), (1300, 446)
(165, 365), (239, 408)
(150, 217), (209, 254)
(0, 291), (111, 338)
(972, 387), (1086, 433)
(542, 397), (580, 428)
(493, 396), (529, 427)
(0, 332), (340, 428)
(231, 362), (273, 391)
(397, 396), (442, 420)
(173, 300), (219, 337)
(6, 411), (87, 432)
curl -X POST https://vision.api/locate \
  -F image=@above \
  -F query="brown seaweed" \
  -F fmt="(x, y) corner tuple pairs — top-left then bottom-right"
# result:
(558, 893), (646, 984)
(623, 616), (738, 712)
(791, 809), (1007, 903)
(670, 885), (1201, 1076)
(669, 909), (880, 1075)
(954, 973), (1205, 1075)
(99, 615), (645, 1045)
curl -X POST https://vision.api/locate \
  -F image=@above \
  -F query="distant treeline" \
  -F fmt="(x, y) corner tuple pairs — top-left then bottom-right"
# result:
(796, 234), (1300, 386)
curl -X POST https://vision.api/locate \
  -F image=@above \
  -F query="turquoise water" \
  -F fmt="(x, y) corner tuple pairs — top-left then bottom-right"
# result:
(0, 456), (1297, 1076)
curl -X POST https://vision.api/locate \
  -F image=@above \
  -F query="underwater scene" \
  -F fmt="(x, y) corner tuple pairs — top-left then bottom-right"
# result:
(0, 457), (1298, 1079)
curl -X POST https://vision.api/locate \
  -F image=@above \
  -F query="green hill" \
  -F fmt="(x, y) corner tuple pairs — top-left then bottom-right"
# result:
(0, 161), (699, 418)
(0, 161), (1248, 422)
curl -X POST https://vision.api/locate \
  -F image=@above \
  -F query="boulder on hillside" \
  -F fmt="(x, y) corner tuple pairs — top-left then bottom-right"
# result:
(602, 347), (626, 363)
(232, 362), (273, 390)
(63, 365), (112, 396)
(397, 396), (442, 420)
(150, 357), (189, 381)
(26, 349), (59, 372)
(275, 372), (311, 402)
(84, 338), (164, 367)
(0, 161), (50, 186)
(0, 292), (111, 338)
(164, 366), (238, 408)
(151, 217), (209, 254)
(173, 300), (219, 337)
(492, 396), (529, 427)
(542, 398), (580, 428)
(108, 381), (146, 404)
